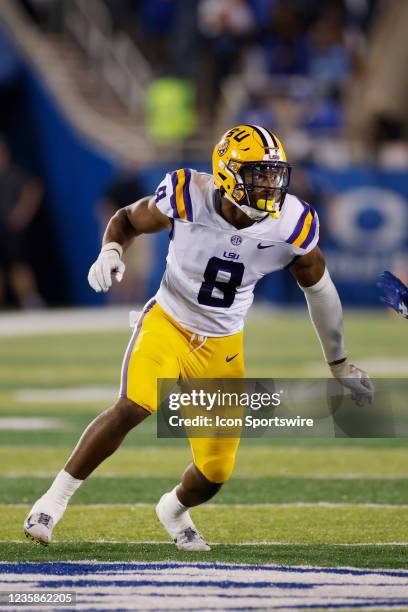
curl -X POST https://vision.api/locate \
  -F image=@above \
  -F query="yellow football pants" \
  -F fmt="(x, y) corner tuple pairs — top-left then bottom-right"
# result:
(120, 299), (244, 483)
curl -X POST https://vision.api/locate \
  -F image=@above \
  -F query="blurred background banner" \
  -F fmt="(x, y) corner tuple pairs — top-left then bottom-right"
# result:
(312, 168), (408, 306)
(0, 0), (407, 308)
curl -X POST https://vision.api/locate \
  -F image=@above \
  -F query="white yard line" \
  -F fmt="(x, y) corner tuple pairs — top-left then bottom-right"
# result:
(5, 502), (408, 509)
(0, 417), (69, 430)
(0, 307), (139, 336)
(2, 471), (406, 479)
(6, 539), (408, 546)
(306, 357), (408, 376)
(0, 306), (303, 336)
(1, 444), (404, 454)
(14, 387), (118, 403)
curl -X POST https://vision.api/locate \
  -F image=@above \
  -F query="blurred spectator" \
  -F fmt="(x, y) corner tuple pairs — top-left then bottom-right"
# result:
(290, 165), (325, 215)
(171, 0), (200, 79)
(0, 27), (23, 133)
(239, 0), (368, 148)
(346, 0), (408, 161)
(97, 169), (151, 303)
(101, 172), (144, 222)
(300, 88), (344, 134)
(343, 0), (379, 33)
(102, 0), (138, 32)
(257, 2), (310, 76)
(134, 0), (178, 74)
(0, 139), (43, 309)
(198, 0), (255, 120)
(234, 89), (278, 130)
(199, 0), (255, 37)
(248, 0), (280, 29)
(146, 78), (197, 143)
(18, 0), (63, 32)
(307, 3), (352, 90)
(14, 0), (392, 162)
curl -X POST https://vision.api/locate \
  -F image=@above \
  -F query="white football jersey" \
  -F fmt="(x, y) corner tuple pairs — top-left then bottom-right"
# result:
(154, 169), (319, 336)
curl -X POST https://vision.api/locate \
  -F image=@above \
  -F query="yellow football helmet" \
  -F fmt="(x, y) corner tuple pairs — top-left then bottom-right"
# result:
(212, 125), (291, 219)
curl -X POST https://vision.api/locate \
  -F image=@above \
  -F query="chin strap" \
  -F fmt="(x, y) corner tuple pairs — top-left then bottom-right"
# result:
(223, 192), (268, 221)
(239, 204), (268, 221)
(218, 188), (269, 222)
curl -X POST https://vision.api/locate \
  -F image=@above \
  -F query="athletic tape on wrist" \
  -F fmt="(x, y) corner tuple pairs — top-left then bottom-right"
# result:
(101, 242), (123, 258)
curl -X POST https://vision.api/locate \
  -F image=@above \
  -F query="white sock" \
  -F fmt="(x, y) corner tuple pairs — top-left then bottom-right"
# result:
(46, 469), (83, 505)
(164, 486), (188, 518)
(33, 470), (83, 523)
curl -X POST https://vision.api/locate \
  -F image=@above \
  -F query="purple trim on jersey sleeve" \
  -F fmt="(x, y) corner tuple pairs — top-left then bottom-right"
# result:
(119, 299), (156, 398)
(183, 168), (193, 222)
(286, 201), (310, 244)
(169, 171), (180, 219)
(299, 212), (317, 249)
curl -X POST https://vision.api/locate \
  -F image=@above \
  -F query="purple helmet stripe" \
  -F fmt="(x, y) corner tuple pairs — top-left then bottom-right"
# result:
(299, 213), (317, 249)
(183, 168), (193, 222)
(170, 171), (180, 219)
(119, 299), (156, 398)
(264, 127), (279, 148)
(286, 201), (310, 244)
(245, 124), (268, 148)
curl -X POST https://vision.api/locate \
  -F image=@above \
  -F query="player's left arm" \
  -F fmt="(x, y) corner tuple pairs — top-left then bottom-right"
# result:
(289, 246), (374, 404)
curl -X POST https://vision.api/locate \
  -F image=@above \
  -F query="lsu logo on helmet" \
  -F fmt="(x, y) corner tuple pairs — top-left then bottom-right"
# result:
(217, 138), (230, 157)
(212, 125), (291, 220)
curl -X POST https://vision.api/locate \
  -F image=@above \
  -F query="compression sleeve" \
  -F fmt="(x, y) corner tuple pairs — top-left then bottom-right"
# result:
(298, 267), (346, 363)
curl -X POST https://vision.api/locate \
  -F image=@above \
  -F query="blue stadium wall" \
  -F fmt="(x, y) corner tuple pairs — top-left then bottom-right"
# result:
(3, 27), (408, 307)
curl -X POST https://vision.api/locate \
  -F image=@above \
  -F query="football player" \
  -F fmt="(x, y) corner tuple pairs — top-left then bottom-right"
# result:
(378, 271), (408, 318)
(24, 125), (373, 550)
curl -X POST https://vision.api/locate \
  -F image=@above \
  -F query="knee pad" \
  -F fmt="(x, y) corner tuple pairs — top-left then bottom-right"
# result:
(197, 454), (236, 484)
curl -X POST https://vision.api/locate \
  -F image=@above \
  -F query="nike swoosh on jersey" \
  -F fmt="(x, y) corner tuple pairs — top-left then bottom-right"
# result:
(226, 353), (239, 363)
(257, 243), (275, 249)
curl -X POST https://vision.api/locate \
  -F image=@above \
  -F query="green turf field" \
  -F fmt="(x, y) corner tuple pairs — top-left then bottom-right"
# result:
(0, 309), (407, 568)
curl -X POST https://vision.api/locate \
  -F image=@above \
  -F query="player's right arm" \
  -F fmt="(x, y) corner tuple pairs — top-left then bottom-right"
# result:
(88, 195), (170, 293)
(106, 196), (171, 246)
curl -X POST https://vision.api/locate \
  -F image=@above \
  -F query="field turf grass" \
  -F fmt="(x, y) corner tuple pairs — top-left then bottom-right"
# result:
(0, 309), (407, 570)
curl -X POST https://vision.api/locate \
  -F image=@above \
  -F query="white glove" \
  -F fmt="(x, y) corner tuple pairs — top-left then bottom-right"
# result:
(88, 242), (126, 293)
(329, 360), (374, 406)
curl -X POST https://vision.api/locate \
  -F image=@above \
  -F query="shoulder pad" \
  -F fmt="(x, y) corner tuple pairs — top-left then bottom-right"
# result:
(283, 197), (319, 251)
(154, 168), (194, 222)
